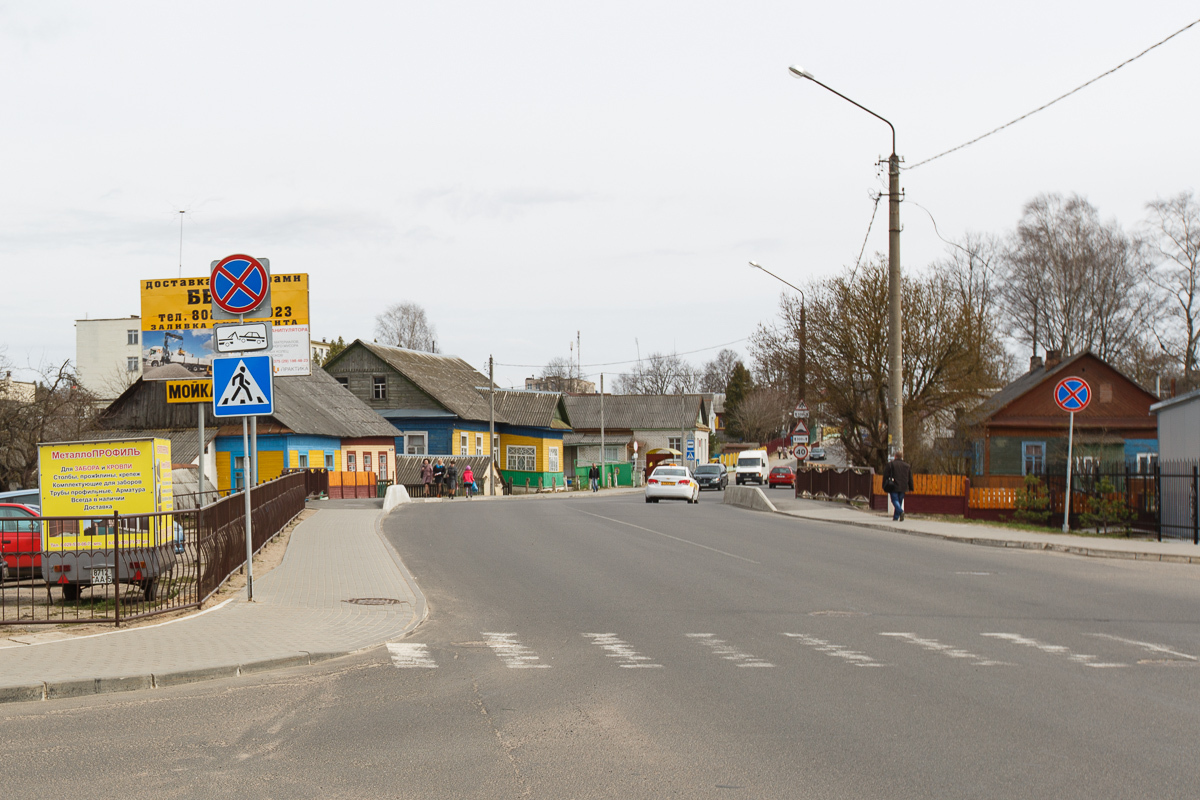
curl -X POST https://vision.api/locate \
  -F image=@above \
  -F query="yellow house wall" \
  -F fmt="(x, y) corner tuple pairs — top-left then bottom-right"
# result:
(257, 450), (285, 484)
(288, 450), (299, 469)
(216, 450), (231, 493)
(497, 433), (563, 473)
(309, 449), (325, 469)
(453, 428), (494, 456)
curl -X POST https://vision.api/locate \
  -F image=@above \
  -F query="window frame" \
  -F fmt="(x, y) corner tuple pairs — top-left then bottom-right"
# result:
(476, 433), (484, 455)
(378, 451), (389, 480)
(372, 375), (387, 400)
(548, 446), (559, 473)
(460, 432), (468, 456)
(127, 356), (139, 372)
(127, 329), (139, 345)
(506, 444), (537, 472)
(403, 432), (428, 456)
(1021, 441), (1046, 476)
(346, 452), (357, 472)
(298, 452), (308, 468)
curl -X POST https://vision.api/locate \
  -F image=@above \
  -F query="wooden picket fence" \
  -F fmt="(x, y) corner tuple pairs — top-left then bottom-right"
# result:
(872, 473), (969, 497)
(969, 487), (1018, 510)
(328, 471), (378, 499)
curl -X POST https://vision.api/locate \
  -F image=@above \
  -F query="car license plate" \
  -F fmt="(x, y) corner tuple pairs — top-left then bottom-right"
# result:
(662, 481), (676, 486)
(91, 567), (114, 585)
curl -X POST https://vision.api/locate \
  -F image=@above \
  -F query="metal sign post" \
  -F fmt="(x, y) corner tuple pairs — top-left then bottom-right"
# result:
(1054, 377), (1092, 533)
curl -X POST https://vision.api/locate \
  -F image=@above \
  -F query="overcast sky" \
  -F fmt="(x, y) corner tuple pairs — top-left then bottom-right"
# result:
(2, 2), (1197, 389)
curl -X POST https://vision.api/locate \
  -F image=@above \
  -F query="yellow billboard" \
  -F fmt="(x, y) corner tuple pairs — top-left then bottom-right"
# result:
(38, 438), (173, 552)
(138, 273), (311, 379)
(166, 379), (213, 404)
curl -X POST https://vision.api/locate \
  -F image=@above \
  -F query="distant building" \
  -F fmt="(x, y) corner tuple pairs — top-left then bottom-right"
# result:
(525, 375), (596, 394)
(0, 371), (36, 404)
(75, 316), (143, 402)
(311, 338), (332, 365)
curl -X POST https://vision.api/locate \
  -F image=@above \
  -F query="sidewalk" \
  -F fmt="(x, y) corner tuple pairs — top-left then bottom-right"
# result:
(726, 486), (1200, 565)
(0, 501), (425, 704)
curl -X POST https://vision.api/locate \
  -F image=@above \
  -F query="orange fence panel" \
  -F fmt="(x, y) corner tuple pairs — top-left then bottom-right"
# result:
(873, 474), (968, 496)
(968, 487), (1017, 509)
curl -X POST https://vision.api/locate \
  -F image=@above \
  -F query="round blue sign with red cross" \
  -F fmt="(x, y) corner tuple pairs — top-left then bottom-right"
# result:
(210, 254), (269, 315)
(1054, 376), (1091, 412)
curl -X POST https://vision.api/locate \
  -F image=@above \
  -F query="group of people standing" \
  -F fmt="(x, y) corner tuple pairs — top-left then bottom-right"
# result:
(419, 458), (477, 499)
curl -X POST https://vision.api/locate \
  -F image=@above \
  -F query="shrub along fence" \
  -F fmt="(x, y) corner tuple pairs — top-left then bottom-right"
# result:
(0, 471), (309, 628)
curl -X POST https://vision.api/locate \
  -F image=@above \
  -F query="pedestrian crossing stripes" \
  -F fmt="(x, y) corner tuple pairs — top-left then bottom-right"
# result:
(981, 633), (1127, 668)
(387, 642), (437, 668)
(879, 632), (1010, 666)
(482, 632), (551, 669)
(583, 633), (662, 668)
(782, 633), (884, 667)
(686, 633), (774, 667)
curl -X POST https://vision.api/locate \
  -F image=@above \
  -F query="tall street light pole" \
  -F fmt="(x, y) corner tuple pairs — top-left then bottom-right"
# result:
(788, 66), (903, 456)
(748, 261), (806, 409)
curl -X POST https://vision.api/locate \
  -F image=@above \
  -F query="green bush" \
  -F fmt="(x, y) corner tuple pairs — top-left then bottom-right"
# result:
(1080, 477), (1134, 535)
(1013, 474), (1051, 525)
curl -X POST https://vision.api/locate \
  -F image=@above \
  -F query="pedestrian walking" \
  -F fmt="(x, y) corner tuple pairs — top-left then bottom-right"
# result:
(419, 458), (433, 498)
(462, 464), (476, 498)
(433, 458), (446, 498)
(445, 459), (459, 498)
(882, 451), (914, 521)
(589, 463), (599, 492)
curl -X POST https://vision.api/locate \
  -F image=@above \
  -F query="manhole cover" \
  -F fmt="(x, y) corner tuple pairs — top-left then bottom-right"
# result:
(344, 597), (402, 606)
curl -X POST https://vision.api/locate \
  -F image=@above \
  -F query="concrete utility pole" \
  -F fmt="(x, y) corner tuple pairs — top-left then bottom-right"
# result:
(489, 355), (496, 496)
(600, 374), (606, 488)
(789, 65), (903, 456)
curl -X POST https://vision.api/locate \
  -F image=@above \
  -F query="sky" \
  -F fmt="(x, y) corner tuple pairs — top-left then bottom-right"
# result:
(2, 1), (1197, 390)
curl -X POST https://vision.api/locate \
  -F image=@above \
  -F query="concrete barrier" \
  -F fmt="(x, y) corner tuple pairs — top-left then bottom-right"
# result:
(383, 484), (411, 513)
(723, 485), (779, 514)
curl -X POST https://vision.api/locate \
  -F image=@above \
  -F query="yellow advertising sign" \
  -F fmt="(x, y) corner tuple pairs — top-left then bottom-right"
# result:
(38, 439), (173, 551)
(166, 379), (213, 404)
(140, 273), (309, 331)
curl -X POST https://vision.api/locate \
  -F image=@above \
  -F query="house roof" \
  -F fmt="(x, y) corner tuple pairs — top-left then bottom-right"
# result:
(488, 390), (571, 429)
(1150, 384), (1200, 414)
(562, 394), (709, 431)
(563, 432), (634, 446)
(967, 352), (1091, 424)
(353, 341), (498, 422)
(269, 368), (398, 438)
(84, 428), (217, 465)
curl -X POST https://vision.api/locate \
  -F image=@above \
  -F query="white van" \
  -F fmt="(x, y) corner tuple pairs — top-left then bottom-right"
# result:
(735, 450), (770, 485)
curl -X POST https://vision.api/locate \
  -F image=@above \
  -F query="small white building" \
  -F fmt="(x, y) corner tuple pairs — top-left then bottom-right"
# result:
(76, 316), (143, 402)
(1150, 388), (1200, 461)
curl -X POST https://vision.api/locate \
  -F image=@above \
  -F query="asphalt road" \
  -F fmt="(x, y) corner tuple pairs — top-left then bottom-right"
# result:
(3, 495), (1200, 799)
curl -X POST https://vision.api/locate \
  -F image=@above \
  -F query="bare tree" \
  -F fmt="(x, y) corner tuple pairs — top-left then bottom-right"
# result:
(1145, 191), (1200, 389)
(542, 356), (584, 381)
(726, 387), (790, 445)
(1001, 194), (1154, 370)
(375, 302), (437, 351)
(700, 349), (740, 394)
(0, 360), (99, 491)
(616, 352), (700, 394)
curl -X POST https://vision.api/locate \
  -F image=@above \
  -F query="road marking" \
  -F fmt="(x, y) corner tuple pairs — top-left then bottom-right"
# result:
(481, 632), (551, 669)
(880, 632), (1009, 666)
(981, 633), (1127, 668)
(583, 633), (663, 668)
(782, 633), (885, 667)
(575, 510), (760, 564)
(687, 633), (774, 667)
(387, 642), (437, 668)
(1086, 633), (1198, 661)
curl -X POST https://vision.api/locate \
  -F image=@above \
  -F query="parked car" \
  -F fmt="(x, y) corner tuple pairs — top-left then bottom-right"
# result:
(735, 449), (770, 485)
(0, 502), (41, 578)
(693, 463), (728, 491)
(0, 488), (39, 511)
(809, 444), (826, 461)
(768, 466), (796, 489)
(645, 466), (700, 504)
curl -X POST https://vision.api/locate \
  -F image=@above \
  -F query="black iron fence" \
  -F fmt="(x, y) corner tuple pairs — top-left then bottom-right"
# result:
(0, 472), (308, 627)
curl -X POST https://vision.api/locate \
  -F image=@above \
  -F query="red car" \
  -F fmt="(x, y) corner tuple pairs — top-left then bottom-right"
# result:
(768, 466), (795, 489)
(0, 502), (42, 578)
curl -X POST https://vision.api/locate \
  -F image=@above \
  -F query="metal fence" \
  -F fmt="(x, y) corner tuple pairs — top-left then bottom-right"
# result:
(794, 466), (874, 503)
(1155, 460), (1200, 543)
(1, 471), (307, 627)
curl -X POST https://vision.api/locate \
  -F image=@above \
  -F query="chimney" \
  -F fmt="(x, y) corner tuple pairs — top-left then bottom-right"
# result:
(1045, 349), (1062, 369)
(1029, 355), (1043, 371)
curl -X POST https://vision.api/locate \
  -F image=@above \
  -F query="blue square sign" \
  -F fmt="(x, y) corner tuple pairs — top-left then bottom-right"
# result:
(213, 355), (274, 417)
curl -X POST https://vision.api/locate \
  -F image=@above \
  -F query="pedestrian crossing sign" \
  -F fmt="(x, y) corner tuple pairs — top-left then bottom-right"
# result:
(213, 354), (274, 417)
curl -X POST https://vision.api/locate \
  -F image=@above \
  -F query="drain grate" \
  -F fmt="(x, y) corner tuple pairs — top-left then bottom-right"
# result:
(344, 597), (403, 606)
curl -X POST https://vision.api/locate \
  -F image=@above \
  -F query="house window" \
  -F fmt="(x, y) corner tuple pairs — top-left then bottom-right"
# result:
(405, 433), (427, 455)
(493, 434), (500, 457)
(1022, 442), (1045, 476)
(603, 445), (620, 463)
(507, 445), (537, 472)
(378, 452), (388, 480)
(347, 452), (356, 472)
(363, 452), (372, 472)
(336, 376), (349, 388)
(372, 376), (387, 400)
(127, 357), (139, 372)
(298, 453), (308, 468)
(127, 330), (139, 345)
(1076, 455), (1097, 475)
(668, 436), (682, 452)
(1136, 452), (1158, 473)
(548, 446), (559, 472)
(460, 433), (468, 456)
(476, 433), (484, 455)
(325, 453), (334, 470)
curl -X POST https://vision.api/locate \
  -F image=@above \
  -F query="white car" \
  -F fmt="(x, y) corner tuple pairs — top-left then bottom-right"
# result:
(645, 466), (700, 504)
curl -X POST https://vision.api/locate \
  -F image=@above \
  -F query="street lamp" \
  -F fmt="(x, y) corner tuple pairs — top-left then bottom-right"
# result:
(788, 65), (903, 456)
(748, 261), (806, 411)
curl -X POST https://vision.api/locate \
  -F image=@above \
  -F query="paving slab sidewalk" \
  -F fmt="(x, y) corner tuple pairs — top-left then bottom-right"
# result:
(0, 502), (425, 704)
(733, 487), (1200, 565)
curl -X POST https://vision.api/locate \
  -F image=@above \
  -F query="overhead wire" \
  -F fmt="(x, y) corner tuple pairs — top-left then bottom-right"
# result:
(495, 336), (748, 371)
(907, 15), (1200, 170)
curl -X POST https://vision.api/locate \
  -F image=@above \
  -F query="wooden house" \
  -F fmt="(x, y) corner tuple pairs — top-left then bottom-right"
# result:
(967, 351), (1159, 488)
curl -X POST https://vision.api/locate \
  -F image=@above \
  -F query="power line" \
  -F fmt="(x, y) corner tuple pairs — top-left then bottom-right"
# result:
(908, 15), (1200, 170)
(496, 336), (748, 370)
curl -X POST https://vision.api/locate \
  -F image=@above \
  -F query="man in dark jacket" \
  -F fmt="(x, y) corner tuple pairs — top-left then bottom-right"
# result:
(882, 452), (914, 521)
(588, 463), (600, 492)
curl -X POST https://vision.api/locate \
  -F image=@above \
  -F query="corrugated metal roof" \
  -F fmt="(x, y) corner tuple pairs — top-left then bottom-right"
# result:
(563, 394), (709, 431)
(270, 369), (399, 438)
(358, 342), (499, 422)
(392, 455), (494, 485)
(85, 428), (216, 465)
(489, 390), (570, 429)
(563, 432), (633, 446)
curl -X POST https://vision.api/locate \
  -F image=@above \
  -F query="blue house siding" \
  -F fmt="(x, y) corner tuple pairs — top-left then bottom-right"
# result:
(1123, 438), (1159, 461)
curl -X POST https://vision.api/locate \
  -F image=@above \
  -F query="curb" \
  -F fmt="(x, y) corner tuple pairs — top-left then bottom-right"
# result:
(0, 508), (430, 706)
